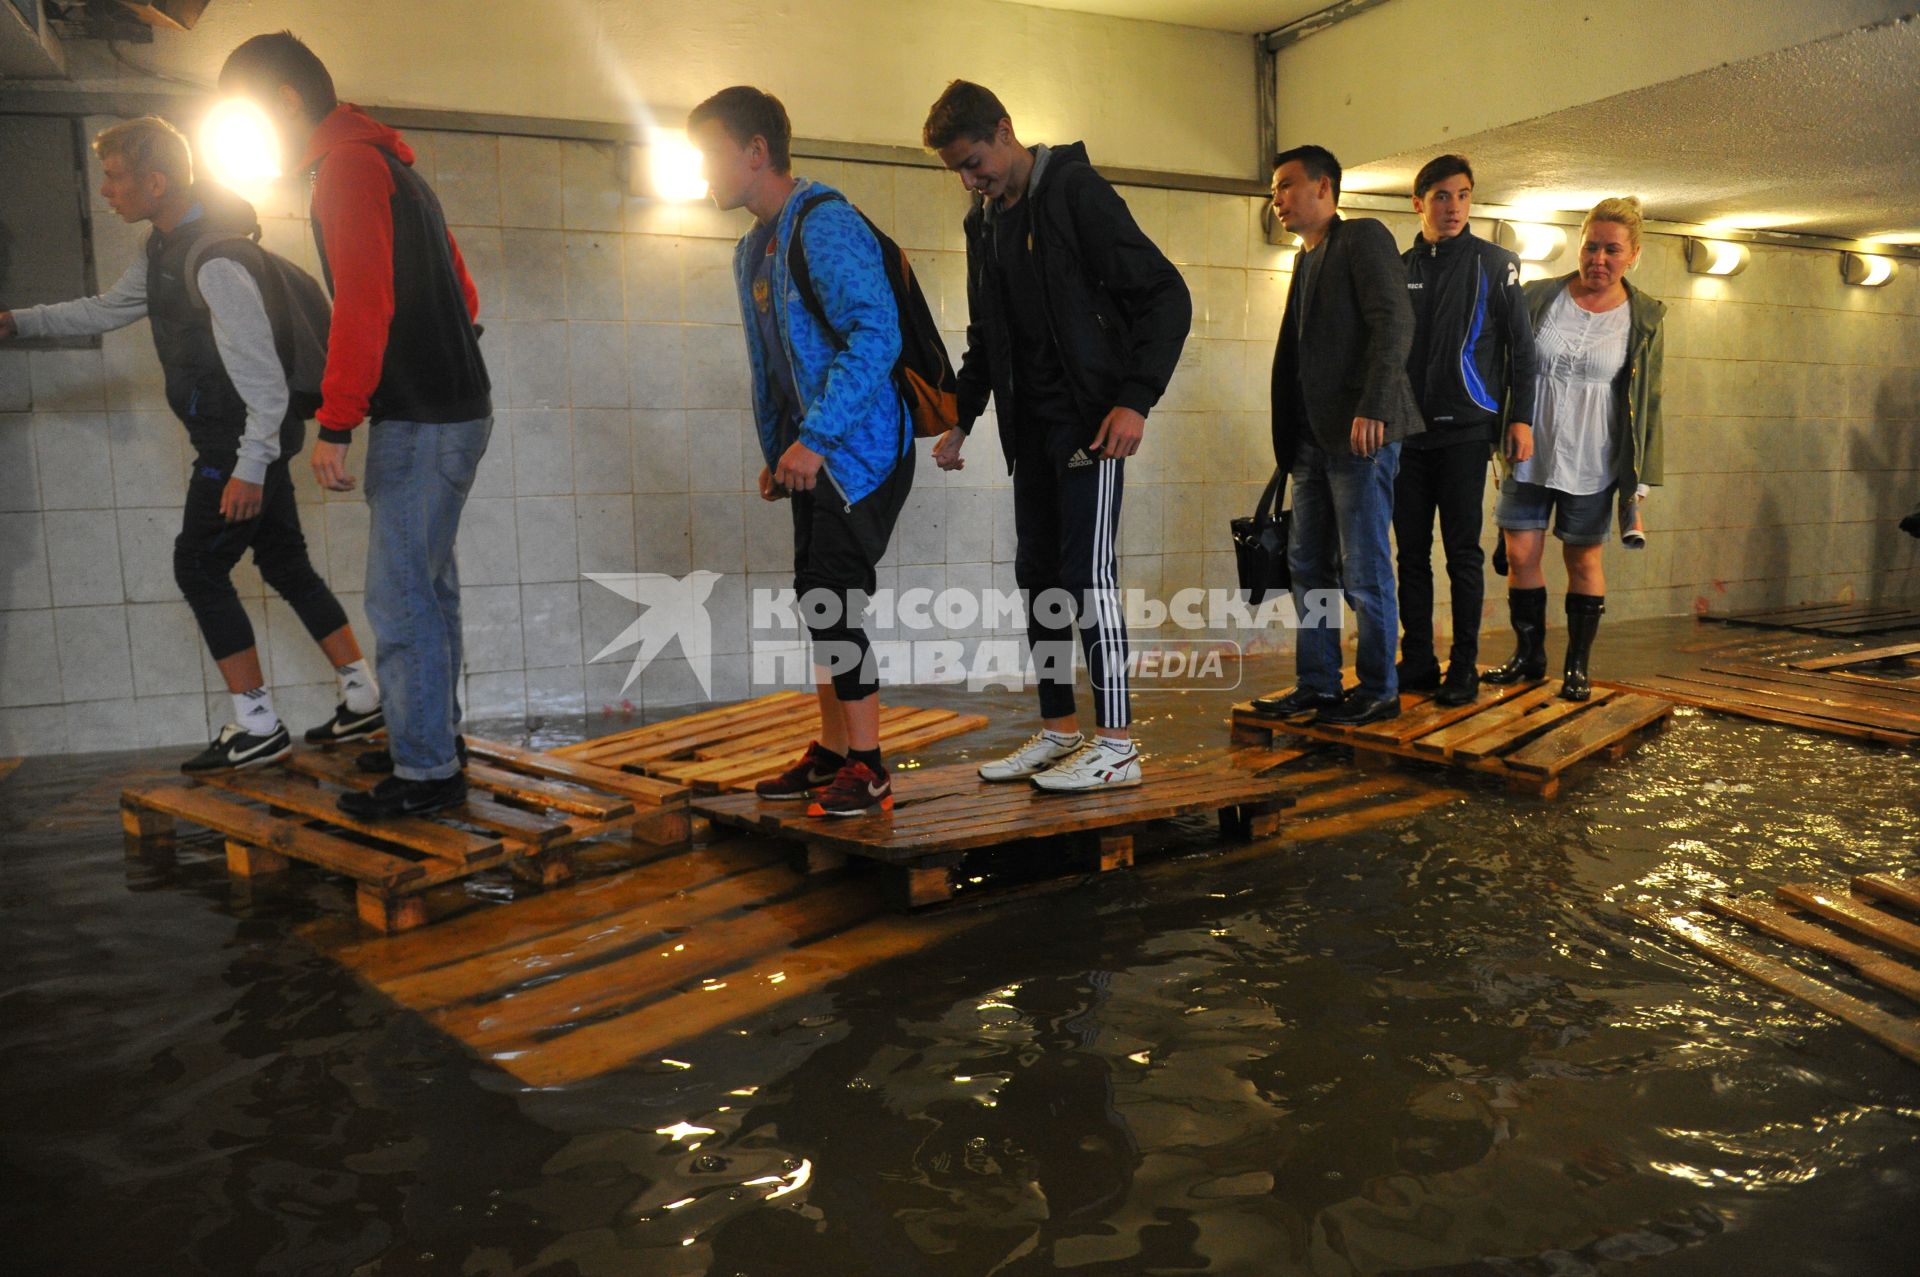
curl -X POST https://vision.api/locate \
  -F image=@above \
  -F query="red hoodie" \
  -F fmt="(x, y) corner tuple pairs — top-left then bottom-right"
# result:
(302, 105), (488, 435)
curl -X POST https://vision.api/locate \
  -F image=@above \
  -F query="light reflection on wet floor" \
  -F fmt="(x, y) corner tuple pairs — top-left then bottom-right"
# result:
(4, 617), (1919, 1274)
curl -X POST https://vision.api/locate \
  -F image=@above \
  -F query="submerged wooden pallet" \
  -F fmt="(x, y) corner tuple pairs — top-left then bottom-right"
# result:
(695, 761), (1294, 908)
(1632, 871), (1920, 1066)
(552, 691), (990, 792)
(318, 760), (1456, 1087)
(120, 739), (689, 933)
(1229, 680), (1673, 798)
(1602, 661), (1920, 747)
(1702, 599), (1920, 637)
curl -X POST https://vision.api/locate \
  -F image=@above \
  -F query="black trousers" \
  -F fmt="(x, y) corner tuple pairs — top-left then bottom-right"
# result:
(1392, 441), (1489, 670)
(175, 454), (348, 662)
(1013, 450), (1129, 730)
(791, 447), (914, 702)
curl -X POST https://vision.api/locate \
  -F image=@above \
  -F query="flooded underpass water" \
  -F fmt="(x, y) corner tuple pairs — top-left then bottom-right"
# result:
(5, 620), (1919, 1275)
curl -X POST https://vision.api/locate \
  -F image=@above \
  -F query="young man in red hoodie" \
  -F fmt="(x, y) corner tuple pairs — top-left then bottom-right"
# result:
(220, 32), (493, 820)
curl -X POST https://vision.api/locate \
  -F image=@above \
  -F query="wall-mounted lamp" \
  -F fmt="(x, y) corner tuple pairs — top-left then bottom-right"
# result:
(1840, 252), (1897, 287)
(200, 98), (283, 191)
(1495, 221), (1567, 262)
(632, 128), (708, 202)
(1685, 238), (1750, 276)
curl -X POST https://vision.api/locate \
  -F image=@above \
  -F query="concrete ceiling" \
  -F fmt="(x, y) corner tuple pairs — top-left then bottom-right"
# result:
(1007, 0), (1326, 33)
(1344, 15), (1920, 241)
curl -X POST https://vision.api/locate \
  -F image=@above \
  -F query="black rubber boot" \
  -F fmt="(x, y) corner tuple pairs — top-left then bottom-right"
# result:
(1560, 593), (1605, 702)
(1484, 587), (1548, 684)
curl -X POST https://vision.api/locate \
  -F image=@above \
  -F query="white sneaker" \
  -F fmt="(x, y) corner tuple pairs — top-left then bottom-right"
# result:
(979, 731), (1084, 782)
(1030, 740), (1143, 792)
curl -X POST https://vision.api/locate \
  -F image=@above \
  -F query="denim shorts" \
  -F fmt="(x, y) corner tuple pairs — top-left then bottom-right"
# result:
(1496, 477), (1614, 545)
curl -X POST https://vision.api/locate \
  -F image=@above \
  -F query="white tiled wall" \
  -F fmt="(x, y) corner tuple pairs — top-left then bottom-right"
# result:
(1, 119), (1916, 755)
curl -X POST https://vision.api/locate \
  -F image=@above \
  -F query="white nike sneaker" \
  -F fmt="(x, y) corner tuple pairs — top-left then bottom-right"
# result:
(979, 731), (1084, 782)
(1030, 740), (1143, 792)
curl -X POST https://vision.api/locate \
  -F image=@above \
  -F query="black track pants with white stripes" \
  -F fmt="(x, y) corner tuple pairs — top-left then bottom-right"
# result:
(1012, 452), (1130, 730)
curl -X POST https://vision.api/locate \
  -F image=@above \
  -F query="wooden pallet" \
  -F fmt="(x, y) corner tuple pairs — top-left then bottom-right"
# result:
(694, 761), (1294, 908)
(1702, 599), (1920, 637)
(551, 691), (990, 792)
(1632, 871), (1920, 1065)
(1229, 680), (1674, 798)
(1602, 662), (1920, 747)
(120, 739), (689, 933)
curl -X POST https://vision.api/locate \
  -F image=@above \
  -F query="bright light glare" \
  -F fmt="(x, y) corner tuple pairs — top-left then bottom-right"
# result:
(1700, 241), (1745, 275)
(647, 128), (708, 202)
(201, 98), (282, 189)
(1504, 222), (1567, 262)
(1850, 254), (1895, 287)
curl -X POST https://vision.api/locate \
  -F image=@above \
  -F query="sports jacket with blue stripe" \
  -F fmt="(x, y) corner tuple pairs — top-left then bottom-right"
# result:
(1401, 227), (1537, 448)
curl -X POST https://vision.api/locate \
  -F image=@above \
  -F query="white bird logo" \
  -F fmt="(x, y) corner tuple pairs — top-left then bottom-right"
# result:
(585, 571), (724, 697)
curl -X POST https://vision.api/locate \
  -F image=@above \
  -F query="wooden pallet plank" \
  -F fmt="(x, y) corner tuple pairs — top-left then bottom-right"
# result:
(1790, 642), (1920, 672)
(1503, 693), (1670, 775)
(1631, 904), (1920, 1064)
(434, 879), (882, 1048)
(1694, 666), (1920, 722)
(385, 861), (816, 1013)
(124, 784), (425, 888)
(329, 842), (792, 984)
(548, 691), (811, 759)
(1451, 689), (1617, 763)
(486, 909), (981, 1087)
(1350, 680), (1540, 745)
(463, 737), (686, 806)
(1408, 684), (1559, 757)
(1775, 884), (1920, 960)
(610, 702), (821, 766)
(1855, 873), (1920, 915)
(282, 752), (569, 849)
(197, 770), (501, 864)
(1603, 675), (1920, 746)
(1704, 895), (1920, 1005)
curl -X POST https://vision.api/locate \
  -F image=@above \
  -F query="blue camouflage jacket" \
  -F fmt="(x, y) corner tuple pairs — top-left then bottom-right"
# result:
(732, 178), (908, 505)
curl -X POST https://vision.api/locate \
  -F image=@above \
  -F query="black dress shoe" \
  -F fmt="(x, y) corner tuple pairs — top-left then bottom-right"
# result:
(1395, 659), (1442, 692)
(1252, 687), (1342, 717)
(338, 772), (468, 821)
(1314, 691), (1401, 727)
(356, 735), (468, 774)
(1434, 663), (1480, 707)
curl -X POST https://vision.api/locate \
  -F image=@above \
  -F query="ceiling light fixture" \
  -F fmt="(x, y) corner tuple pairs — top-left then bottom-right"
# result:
(1685, 238), (1750, 277)
(1840, 252), (1897, 287)
(1495, 222), (1568, 262)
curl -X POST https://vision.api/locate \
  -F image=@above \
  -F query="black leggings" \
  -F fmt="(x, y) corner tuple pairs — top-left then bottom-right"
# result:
(174, 455), (349, 662)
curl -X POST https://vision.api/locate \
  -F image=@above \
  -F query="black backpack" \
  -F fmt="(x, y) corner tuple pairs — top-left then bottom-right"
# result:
(788, 191), (959, 439)
(184, 233), (333, 421)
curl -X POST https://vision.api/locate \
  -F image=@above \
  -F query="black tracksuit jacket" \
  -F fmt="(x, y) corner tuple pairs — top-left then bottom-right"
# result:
(1401, 228), (1537, 448)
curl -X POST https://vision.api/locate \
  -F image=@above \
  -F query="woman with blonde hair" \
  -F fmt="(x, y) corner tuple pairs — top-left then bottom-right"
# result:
(1485, 196), (1666, 700)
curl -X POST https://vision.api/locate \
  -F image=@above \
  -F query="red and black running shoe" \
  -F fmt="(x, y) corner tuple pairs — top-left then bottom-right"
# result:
(754, 741), (844, 800)
(805, 760), (893, 817)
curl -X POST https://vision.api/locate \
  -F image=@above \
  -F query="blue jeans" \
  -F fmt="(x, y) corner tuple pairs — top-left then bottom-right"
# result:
(363, 417), (492, 780)
(1287, 436), (1402, 699)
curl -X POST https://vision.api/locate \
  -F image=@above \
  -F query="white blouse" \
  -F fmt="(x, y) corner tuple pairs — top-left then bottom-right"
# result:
(1514, 289), (1631, 496)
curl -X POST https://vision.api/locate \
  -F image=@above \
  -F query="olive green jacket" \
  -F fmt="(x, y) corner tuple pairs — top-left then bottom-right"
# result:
(1520, 273), (1667, 489)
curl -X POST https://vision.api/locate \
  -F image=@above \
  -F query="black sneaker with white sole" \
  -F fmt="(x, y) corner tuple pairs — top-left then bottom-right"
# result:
(181, 722), (292, 774)
(304, 702), (385, 745)
(337, 772), (469, 821)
